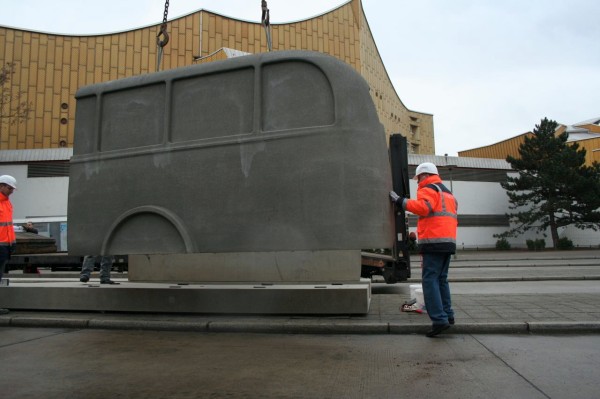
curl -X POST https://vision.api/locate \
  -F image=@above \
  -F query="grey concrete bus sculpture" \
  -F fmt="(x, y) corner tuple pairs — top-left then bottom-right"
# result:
(68, 50), (393, 257)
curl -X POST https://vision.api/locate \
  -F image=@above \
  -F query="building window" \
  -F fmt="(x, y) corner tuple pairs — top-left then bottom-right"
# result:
(27, 162), (70, 178)
(410, 124), (419, 138)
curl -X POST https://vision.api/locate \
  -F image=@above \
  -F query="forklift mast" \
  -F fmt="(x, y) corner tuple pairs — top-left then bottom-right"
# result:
(389, 134), (411, 279)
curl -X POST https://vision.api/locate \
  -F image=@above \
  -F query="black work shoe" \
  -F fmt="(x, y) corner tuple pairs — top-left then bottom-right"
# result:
(80, 276), (89, 283)
(449, 318), (455, 325)
(426, 323), (450, 337)
(0, 308), (9, 315)
(100, 280), (120, 285)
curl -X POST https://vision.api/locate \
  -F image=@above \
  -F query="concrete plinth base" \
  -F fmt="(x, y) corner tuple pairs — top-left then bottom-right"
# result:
(1, 250), (371, 314)
(128, 250), (361, 283)
(0, 280), (371, 314)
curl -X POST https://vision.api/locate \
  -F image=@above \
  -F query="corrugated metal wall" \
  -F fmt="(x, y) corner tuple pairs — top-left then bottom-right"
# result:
(459, 131), (600, 166)
(458, 133), (532, 160)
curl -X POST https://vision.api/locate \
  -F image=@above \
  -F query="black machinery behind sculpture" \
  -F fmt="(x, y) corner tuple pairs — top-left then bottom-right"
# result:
(68, 50), (393, 257)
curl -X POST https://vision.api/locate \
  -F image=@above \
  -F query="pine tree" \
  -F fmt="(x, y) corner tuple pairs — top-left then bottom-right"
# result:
(499, 117), (600, 248)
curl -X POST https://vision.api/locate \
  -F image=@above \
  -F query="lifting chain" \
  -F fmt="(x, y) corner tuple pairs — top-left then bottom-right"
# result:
(156, 0), (170, 71)
(261, 1), (272, 51)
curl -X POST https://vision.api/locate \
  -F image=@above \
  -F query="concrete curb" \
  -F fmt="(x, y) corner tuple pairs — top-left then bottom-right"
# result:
(450, 262), (600, 268)
(3, 315), (600, 335)
(447, 322), (529, 334)
(461, 276), (600, 282)
(9, 275), (600, 283)
(527, 321), (600, 334)
(88, 319), (210, 332)
(10, 316), (89, 329)
(407, 276), (600, 283)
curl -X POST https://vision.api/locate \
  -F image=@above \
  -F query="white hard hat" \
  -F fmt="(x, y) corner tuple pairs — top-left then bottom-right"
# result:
(0, 175), (17, 189)
(414, 162), (438, 179)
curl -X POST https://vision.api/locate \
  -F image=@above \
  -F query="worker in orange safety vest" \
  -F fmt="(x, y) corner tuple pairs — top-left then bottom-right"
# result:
(0, 175), (17, 315)
(390, 162), (458, 337)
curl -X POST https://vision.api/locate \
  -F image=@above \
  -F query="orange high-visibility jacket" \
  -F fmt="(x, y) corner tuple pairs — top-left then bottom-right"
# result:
(404, 174), (458, 253)
(0, 193), (16, 247)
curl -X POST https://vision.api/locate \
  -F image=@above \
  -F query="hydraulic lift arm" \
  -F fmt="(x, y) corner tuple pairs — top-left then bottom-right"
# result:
(360, 134), (412, 283)
(387, 134), (412, 281)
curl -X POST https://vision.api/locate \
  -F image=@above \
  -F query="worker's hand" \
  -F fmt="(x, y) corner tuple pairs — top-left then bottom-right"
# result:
(389, 191), (400, 203)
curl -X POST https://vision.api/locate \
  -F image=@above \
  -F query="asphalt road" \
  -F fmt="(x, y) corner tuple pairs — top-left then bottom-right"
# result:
(2, 250), (600, 398)
(1, 328), (598, 399)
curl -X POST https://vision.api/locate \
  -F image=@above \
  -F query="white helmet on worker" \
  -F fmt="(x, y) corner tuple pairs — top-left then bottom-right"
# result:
(413, 162), (438, 180)
(0, 175), (17, 189)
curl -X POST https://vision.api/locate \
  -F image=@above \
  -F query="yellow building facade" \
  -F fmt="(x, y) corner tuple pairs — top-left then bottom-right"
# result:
(459, 119), (600, 166)
(0, 0), (434, 153)
(458, 133), (532, 161)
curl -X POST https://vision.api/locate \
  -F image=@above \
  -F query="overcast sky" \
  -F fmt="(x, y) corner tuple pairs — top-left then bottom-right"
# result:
(1, 0), (598, 155)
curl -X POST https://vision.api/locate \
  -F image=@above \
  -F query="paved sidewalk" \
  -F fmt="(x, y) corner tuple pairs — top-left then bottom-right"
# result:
(2, 291), (599, 335)
(1, 250), (599, 335)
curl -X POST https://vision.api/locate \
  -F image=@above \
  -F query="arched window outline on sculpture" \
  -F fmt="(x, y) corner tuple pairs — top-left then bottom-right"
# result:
(101, 205), (196, 255)
(260, 60), (336, 133)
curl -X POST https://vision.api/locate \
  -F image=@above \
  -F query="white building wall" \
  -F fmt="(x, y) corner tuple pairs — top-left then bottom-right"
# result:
(560, 225), (600, 248)
(1, 164), (69, 221)
(1, 164), (70, 251)
(458, 227), (508, 250)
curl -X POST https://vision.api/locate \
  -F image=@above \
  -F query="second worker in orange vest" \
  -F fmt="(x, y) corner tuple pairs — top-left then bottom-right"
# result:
(390, 162), (458, 337)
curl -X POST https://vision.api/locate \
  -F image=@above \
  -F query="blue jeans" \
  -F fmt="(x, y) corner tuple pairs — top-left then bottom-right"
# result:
(422, 252), (454, 325)
(0, 258), (6, 282)
(80, 255), (114, 282)
(0, 246), (10, 282)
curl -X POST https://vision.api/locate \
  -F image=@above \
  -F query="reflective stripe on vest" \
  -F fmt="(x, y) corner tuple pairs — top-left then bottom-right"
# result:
(421, 184), (457, 219)
(419, 237), (457, 244)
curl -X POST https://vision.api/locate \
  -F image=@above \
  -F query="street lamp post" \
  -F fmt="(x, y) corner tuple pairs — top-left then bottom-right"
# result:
(444, 154), (456, 192)
(444, 154), (458, 259)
